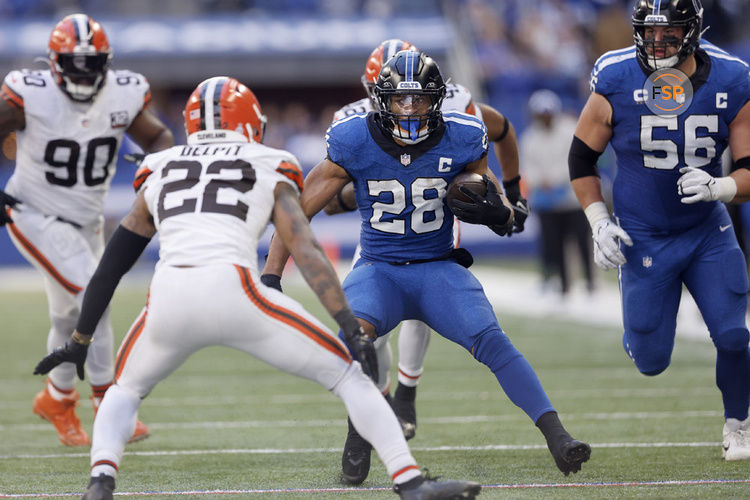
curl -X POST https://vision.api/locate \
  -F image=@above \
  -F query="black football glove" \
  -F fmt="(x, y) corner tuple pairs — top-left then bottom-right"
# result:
(123, 153), (146, 167)
(503, 175), (530, 235)
(0, 189), (19, 226)
(33, 336), (90, 380)
(260, 273), (283, 292)
(336, 312), (378, 384)
(449, 175), (513, 236)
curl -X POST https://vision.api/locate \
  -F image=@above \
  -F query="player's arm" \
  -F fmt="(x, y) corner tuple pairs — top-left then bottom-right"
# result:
(0, 99), (24, 225)
(0, 98), (24, 139)
(451, 156), (515, 236)
(323, 181), (357, 215)
(269, 181), (378, 380)
(33, 191), (156, 379)
(728, 101), (750, 203)
(126, 107), (174, 154)
(569, 92), (612, 210)
(263, 158), (351, 278)
(477, 102), (528, 234)
(477, 103), (519, 181)
(569, 92), (631, 270)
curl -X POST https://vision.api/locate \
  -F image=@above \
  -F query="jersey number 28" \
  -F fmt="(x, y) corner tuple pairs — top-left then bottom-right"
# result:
(368, 177), (447, 234)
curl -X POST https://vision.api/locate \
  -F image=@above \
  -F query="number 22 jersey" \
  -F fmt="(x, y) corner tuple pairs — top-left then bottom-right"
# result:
(138, 142), (303, 273)
(591, 41), (750, 232)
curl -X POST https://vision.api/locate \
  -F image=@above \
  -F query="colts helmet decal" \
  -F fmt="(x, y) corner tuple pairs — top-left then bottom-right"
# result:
(184, 76), (267, 145)
(48, 14), (112, 102)
(374, 50), (446, 145)
(632, 0), (704, 71)
(361, 39), (418, 107)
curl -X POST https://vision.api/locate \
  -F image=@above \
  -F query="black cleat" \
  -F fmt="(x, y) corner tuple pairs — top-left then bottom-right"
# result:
(82, 473), (115, 500)
(550, 438), (591, 476)
(341, 417), (372, 485)
(394, 477), (482, 499)
(391, 384), (417, 440)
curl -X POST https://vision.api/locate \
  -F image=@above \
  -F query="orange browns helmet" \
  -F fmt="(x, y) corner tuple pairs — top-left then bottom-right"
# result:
(361, 39), (418, 104)
(184, 76), (267, 145)
(48, 13), (112, 102)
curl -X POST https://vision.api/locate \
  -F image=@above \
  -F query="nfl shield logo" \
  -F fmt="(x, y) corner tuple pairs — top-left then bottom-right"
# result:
(400, 154), (411, 166)
(642, 256), (652, 268)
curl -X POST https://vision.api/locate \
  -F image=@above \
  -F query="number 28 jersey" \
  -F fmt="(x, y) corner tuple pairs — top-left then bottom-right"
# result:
(2, 69), (150, 227)
(591, 41), (750, 232)
(139, 142), (303, 273)
(326, 112), (487, 263)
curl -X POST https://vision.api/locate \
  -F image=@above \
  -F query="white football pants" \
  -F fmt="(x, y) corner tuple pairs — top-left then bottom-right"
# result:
(91, 263), (419, 484)
(7, 205), (114, 389)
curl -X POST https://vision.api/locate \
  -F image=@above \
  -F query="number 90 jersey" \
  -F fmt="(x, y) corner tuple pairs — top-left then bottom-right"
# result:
(2, 69), (150, 227)
(139, 142), (303, 273)
(590, 41), (750, 232)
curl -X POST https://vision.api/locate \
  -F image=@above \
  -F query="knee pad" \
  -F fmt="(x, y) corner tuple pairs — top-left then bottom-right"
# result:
(622, 333), (670, 376)
(714, 327), (750, 353)
(471, 328), (521, 373)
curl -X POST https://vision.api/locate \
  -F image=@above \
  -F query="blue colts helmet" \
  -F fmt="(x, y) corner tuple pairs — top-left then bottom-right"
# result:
(374, 50), (446, 144)
(632, 0), (704, 71)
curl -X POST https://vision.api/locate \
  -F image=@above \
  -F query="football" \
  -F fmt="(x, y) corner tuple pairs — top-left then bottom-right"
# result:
(446, 172), (487, 204)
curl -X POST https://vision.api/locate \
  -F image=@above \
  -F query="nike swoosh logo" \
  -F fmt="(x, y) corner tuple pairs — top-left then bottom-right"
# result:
(720, 225), (732, 232)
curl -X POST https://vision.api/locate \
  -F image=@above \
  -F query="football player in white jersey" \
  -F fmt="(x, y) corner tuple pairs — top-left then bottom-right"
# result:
(33, 76), (482, 500)
(0, 14), (174, 446)
(264, 39), (529, 483)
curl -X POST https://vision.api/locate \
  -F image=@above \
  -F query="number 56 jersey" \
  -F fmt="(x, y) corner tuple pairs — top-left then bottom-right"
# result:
(138, 142), (303, 273)
(2, 69), (150, 227)
(591, 41), (750, 233)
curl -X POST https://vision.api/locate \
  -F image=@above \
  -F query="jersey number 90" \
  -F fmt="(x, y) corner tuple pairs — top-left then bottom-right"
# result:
(44, 137), (117, 187)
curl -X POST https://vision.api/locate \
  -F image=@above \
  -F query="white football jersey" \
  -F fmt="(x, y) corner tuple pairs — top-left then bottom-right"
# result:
(3, 68), (150, 226)
(332, 82), (479, 123)
(139, 142), (303, 272)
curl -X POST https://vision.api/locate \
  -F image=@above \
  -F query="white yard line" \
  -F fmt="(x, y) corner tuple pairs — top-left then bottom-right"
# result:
(0, 440), (722, 461)
(0, 409), (723, 433)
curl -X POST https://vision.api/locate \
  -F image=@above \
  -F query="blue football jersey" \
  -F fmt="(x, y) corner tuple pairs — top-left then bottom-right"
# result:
(590, 41), (750, 232)
(325, 111), (488, 262)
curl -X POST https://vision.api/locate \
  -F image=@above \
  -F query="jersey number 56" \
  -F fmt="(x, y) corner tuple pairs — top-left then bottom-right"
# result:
(640, 115), (718, 170)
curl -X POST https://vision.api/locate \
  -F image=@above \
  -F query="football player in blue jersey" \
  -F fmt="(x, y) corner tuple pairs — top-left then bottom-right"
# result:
(319, 38), (528, 449)
(570, 0), (750, 460)
(264, 50), (590, 484)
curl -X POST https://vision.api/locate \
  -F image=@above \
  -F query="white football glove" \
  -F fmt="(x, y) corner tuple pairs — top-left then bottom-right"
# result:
(592, 218), (633, 270)
(677, 167), (737, 204)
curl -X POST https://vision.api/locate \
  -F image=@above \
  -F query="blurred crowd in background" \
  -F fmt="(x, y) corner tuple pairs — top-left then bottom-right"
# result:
(2, 0), (750, 293)
(2, 0), (749, 171)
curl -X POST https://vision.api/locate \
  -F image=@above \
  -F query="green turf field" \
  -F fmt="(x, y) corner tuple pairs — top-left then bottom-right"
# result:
(1, 277), (748, 499)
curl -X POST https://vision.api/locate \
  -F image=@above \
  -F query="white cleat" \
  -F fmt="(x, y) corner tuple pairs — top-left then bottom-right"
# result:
(722, 417), (750, 461)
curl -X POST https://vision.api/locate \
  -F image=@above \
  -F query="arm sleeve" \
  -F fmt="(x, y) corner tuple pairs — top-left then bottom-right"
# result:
(75, 226), (152, 336)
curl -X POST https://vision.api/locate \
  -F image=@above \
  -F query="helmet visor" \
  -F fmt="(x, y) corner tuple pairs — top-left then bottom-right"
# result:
(57, 53), (109, 84)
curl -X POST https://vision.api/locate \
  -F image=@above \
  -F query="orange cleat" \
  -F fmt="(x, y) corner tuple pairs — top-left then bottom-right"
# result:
(91, 395), (150, 444)
(33, 387), (90, 447)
